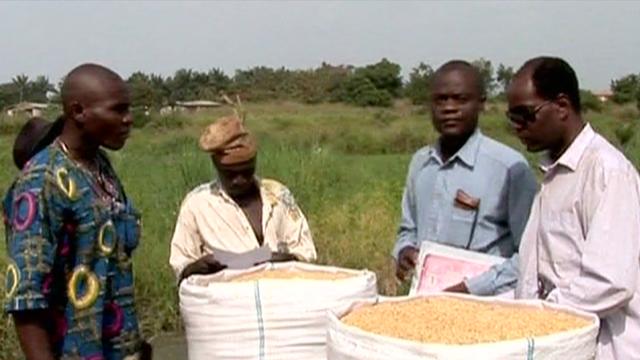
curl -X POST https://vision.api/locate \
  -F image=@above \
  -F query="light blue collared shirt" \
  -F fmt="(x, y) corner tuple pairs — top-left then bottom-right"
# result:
(393, 129), (538, 295)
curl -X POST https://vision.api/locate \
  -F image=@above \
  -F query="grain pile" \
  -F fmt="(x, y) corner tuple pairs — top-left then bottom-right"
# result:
(232, 269), (354, 282)
(342, 297), (591, 344)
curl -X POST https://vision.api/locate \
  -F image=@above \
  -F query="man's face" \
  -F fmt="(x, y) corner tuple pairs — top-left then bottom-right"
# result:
(215, 158), (257, 198)
(430, 69), (484, 140)
(78, 79), (133, 151)
(506, 75), (561, 153)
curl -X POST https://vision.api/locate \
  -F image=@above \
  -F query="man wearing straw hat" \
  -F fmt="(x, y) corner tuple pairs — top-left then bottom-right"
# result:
(169, 114), (317, 282)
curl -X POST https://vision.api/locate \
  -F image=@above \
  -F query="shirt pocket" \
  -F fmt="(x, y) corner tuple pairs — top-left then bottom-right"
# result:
(538, 210), (582, 284)
(446, 206), (478, 248)
(114, 207), (142, 257)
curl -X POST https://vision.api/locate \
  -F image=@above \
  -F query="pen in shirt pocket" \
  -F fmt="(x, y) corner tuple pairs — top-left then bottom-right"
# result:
(455, 189), (481, 249)
(454, 189), (480, 210)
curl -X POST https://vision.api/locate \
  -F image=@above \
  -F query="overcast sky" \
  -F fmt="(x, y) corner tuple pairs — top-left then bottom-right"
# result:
(1, 1), (638, 91)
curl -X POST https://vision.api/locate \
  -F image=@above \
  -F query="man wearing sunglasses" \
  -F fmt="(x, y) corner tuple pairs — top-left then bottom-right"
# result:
(511, 56), (640, 360)
(393, 60), (537, 296)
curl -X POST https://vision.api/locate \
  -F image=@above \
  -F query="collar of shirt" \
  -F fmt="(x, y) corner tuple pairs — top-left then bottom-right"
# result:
(210, 177), (257, 203)
(427, 128), (483, 168)
(209, 177), (277, 229)
(539, 123), (595, 174)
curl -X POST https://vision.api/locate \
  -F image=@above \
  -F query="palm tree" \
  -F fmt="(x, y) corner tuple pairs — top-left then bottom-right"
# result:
(31, 76), (55, 103)
(12, 74), (29, 103)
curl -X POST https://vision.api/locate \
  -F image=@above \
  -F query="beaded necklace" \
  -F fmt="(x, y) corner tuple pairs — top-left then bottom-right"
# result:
(56, 139), (121, 206)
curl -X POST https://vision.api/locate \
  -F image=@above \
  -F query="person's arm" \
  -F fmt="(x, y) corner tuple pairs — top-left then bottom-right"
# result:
(169, 199), (228, 282)
(393, 187), (419, 259)
(169, 200), (205, 280)
(13, 310), (56, 360)
(464, 162), (537, 295)
(179, 254), (227, 283)
(515, 195), (542, 300)
(546, 169), (639, 317)
(5, 168), (62, 360)
(392, 154), (423, 280)
(275, 187), (317, 262)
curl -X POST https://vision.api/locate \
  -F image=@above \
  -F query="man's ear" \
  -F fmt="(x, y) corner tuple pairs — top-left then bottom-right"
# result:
(69, 101), (85, 126)
(479, 94), (487, 112)
(555, 94), (572, 121)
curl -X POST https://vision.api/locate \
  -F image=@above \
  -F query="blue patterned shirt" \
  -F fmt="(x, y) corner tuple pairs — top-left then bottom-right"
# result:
(3, 142), (142, 360)
(393, 130), (538, 295)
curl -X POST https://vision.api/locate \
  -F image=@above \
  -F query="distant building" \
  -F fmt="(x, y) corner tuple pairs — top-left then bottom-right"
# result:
(593, 90), (614, 103)
(5, 102), (49, 117)
(175, 100), (221, 113)
(159, 106), (174, 116)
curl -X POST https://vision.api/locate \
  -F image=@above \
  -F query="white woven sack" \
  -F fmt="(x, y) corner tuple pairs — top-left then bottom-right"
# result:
(327, 294), (599, 360)
(180, 262), (377, 360)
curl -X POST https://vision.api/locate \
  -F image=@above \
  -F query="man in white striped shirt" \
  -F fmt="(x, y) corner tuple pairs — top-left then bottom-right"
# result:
(509, 56), (640, 360)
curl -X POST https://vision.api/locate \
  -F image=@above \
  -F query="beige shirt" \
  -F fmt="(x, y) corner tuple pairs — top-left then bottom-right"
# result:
(169, 178), (317, 278)
(516, 124), (640, 360)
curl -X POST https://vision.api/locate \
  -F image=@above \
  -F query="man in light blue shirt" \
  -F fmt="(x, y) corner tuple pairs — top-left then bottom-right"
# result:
(393, 60), (537, 296)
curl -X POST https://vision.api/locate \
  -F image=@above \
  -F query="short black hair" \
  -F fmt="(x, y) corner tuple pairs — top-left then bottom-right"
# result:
(518, 56), (581, 113)
(61, 63), (124, 115)
(434, 60), (485, 98)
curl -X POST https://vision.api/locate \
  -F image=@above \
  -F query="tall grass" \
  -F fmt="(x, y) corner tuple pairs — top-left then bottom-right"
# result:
(0, 102), (638, 358)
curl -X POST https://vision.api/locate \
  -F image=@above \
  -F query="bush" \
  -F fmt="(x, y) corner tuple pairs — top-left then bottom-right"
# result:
(144, 113), (188, 130)
(615, 123), (636, 146)
(611, 104), (639, 122)
(373, 110), (398, 126)
(611, 74), (639, 104)
(580, 90), (603, 113)
(132, 108), (153, 128)
(339, 75), (392, 107)
(404, 63), (433, 105)
(302, 93), (324, 105)
(0, 115), (28, 135)
(354, 88), (392, 108)
(354, 58), (403, 98)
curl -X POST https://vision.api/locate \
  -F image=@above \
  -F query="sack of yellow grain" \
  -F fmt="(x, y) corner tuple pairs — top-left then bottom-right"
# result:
(179, 262), (377, 360)
(327, 294), (599, 360)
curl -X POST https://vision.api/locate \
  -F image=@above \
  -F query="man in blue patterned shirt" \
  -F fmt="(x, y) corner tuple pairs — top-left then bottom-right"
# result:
(393, 60), (538, 296)
(3, 64), (147, 360)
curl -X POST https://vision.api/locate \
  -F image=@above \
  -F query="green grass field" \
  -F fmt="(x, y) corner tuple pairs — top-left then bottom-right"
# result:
(0, 101), (638, 358)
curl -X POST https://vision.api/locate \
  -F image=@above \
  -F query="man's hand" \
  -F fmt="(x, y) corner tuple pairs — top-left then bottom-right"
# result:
(396, 246), (419, 281)
(443, 282), (469, 293)
(269, 252), (298, 263)
(253, 252), (297, 266)
(180, 254), (227, 282)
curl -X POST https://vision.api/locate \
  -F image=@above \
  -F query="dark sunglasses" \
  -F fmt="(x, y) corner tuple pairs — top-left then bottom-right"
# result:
(505, 101), (553, 126)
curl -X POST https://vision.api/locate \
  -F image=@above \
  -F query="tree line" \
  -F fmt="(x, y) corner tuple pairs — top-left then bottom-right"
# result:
(1, 58), (639, 111)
